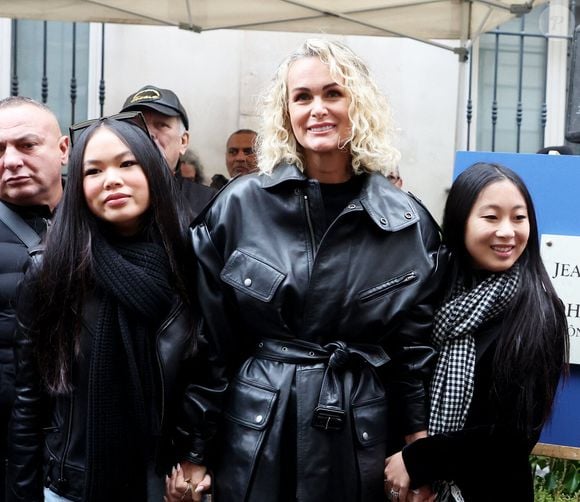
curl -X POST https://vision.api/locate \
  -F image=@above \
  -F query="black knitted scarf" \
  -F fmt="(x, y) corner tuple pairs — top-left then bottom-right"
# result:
(84, 233), (173, 502)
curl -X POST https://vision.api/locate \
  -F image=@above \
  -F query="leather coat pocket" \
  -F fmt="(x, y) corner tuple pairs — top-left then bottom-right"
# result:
(218, 378), (278, 499)
(224, 377), (277, 430)
(220, 249), (285, 302)
(358, 271), (418, 303)
(352, 398), (388, 447)
(352, 398), (389, 500)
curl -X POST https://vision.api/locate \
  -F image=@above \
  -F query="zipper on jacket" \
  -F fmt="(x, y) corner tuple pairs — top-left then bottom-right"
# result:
(58, 391), (74, 488)
(303, 194), (317, 255)
(359, 271), (418, 303)
(155, 335), (166, 427)
(154, 303), (182, 428)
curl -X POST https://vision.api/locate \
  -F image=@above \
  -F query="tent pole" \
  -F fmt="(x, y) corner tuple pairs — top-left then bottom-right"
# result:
(455, 0), (472, 151)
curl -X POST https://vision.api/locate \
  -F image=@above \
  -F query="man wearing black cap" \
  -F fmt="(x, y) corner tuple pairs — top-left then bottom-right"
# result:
(121, 85), (214, 219)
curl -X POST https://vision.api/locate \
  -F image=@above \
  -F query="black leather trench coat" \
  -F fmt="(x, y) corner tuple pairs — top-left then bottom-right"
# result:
(190, 164), (446, 502)
(7, 284), (200, 502)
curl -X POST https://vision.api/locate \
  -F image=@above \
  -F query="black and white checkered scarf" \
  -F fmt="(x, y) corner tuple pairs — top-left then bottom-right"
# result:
(428, 264), (520, 501)
(429, 264), (520, 434)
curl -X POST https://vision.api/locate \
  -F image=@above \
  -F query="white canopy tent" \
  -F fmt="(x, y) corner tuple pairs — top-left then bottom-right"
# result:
(0, 0), (547, 57)
(0, 0), (557, 177)
(0, 0), (560, 219)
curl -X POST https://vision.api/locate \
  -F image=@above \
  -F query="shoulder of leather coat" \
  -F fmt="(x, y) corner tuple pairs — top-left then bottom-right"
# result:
(207, 163), (305, 198)
(359, 173), (424, 232)
(199, 162), (436, 235)
(406, 191), (443, 234)
(261, 164), (431, 233)
(196, 168), (281, 225)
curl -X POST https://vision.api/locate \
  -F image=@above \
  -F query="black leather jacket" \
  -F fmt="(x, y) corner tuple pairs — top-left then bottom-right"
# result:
(7, 283), (200, 502)
(191, 164), (446, 501)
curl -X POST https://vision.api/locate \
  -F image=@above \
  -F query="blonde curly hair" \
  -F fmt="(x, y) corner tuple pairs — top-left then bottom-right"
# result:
(257, 38), (400, 176)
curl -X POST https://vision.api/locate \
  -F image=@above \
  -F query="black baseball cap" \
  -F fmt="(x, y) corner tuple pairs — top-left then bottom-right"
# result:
(121, 85), (189, 130)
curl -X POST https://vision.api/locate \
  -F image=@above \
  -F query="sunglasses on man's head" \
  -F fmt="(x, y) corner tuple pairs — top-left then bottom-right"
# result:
(69, 111), (153, 147)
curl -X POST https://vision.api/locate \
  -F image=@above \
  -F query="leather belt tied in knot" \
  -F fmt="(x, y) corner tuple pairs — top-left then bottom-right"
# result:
(255, 338), (390, 432)
(327, 341), (349, 369)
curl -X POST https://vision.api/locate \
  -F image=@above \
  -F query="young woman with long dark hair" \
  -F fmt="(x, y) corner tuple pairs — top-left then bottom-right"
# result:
(385, 162), (569, 501)
(7, 114), (205, 502)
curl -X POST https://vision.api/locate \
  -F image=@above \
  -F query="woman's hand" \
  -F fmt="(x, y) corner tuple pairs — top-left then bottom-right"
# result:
(384, 453), (436, 502)
(164, 461), (211, 502)
(384, 452), (410, 501)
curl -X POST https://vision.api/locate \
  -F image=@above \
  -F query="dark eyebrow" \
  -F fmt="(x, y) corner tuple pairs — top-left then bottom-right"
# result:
(83, 149), (133, 167)
(479, 203), (527, 211)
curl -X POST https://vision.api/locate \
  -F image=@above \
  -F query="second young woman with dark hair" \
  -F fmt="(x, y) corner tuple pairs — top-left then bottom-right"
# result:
(385, 162), (569, 501)
(7, 115), (208, 502)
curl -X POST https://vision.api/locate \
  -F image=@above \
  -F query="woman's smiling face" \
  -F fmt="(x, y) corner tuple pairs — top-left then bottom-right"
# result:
(464, 179), (530, 272)
(287, 56), (351, 157)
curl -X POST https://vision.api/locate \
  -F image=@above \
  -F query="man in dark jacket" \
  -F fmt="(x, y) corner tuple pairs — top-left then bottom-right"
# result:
(0, 96), (68, 500)
(121, 85), (214, 220)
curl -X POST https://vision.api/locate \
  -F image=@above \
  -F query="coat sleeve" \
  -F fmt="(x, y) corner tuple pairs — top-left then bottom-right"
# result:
(176, 222), (239, 466)
(381, 203), (447, 437)
(401, 333), (544, 490)
(6, 272), (47, 502)
(401, 421), (536, 489)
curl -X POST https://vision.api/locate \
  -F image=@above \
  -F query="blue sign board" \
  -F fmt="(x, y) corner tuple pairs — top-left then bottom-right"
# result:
(455, 151), (580, 448)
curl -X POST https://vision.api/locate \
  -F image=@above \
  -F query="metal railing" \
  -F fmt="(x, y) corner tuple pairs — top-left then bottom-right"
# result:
(466, 3), (576, 152)
(8, 19), (105, 125)
(6, 6), (576, 150)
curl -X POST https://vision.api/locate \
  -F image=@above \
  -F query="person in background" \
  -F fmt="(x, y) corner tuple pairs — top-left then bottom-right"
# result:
(225, 129), (257, 178)
(121, 85), (214, 219)
(536, 145), (573, 155)
(209, 173), (228, 190)
(207, 129), (258, 191)
(385, 162), (569, 501)
(167, 38), (445, 502)
(0, 96), (68, 501)
(178, 148), (206, 185)
(7, 114), (205, 501)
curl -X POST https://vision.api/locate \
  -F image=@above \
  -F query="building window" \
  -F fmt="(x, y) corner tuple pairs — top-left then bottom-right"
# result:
(476, 8), (548, 153)
(12, 20), (89, 130)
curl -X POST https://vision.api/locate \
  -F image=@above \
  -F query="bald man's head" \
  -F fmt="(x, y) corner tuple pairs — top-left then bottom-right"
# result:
(0, 97), (68, 209)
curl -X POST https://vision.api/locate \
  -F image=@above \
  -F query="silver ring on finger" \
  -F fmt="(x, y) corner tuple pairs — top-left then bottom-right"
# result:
(180, 482), (192, 501)
(390, 488), (400, 500)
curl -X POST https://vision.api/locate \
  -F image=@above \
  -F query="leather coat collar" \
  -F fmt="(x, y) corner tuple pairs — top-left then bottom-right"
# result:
(260, 162), (419, 231)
